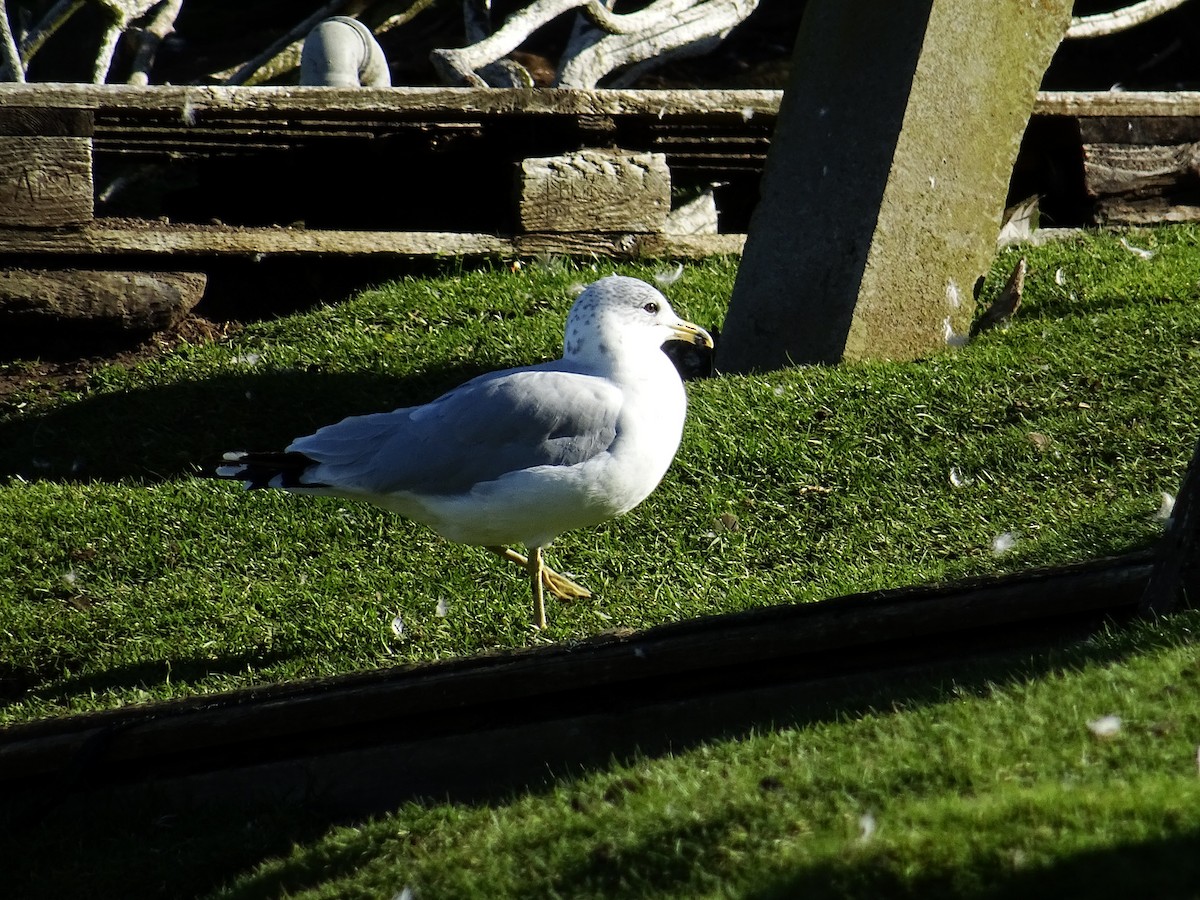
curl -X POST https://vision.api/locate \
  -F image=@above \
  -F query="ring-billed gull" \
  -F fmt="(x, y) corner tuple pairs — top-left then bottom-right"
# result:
(213, 275), (713, 629)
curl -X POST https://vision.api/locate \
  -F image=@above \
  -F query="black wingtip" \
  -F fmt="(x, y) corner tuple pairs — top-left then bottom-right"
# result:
(208, 450), (325, 489)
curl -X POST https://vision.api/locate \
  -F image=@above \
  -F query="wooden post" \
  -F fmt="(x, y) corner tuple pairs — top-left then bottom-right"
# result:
(1139, 438), (1200, 616)
(517, 148), (670, 233)
(717, 0), (1073, 371)
(0, 107), (93, 227)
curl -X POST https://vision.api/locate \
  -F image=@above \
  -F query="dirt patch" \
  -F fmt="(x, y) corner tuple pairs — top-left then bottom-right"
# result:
(0, 315), (240, 411)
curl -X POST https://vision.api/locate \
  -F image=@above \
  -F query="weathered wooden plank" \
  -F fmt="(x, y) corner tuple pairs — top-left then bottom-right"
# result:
(516, 231), (745, 257)
(518, 149), (671, 233)
(0, 106), (93, 137)
(0, 84), (786, 118)
(0, 223), (745, 259)
(1035, 91), (1200, 117)
(0, 224), (510, 256)
(1083, 141), (1200, 224)
(1084, 141), (1200, 194)
(0, 84), (1192, 121)
(0, 136), (93, 226)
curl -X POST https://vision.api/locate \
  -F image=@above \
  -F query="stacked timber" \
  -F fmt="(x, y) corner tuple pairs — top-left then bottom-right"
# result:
(1032, 92), (1200, 225)
(0, 86), (1198, 337)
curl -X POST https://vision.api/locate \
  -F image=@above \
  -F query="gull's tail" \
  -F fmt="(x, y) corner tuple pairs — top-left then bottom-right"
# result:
(211, 450), (328, 490)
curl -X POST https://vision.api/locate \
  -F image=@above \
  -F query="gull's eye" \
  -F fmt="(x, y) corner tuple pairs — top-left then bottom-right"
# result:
(643, 301), (660, 314)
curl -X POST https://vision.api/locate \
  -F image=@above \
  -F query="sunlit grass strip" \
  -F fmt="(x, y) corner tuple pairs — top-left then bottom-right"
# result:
(0, 230), (1197, 727)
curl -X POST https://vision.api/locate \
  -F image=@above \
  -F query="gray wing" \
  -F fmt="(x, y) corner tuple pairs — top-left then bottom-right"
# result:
(287, 364), (622, 497)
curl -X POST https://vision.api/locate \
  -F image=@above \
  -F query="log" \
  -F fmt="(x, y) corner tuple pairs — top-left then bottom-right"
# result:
(0, 269), (206, 333)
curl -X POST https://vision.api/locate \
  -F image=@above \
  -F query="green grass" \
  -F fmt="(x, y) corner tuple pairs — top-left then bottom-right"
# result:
(213, 614), (1200, 900)
(2, 232), (1199, 724)
(7, 612), (1200, 899)
(2, 226), (1200, 897)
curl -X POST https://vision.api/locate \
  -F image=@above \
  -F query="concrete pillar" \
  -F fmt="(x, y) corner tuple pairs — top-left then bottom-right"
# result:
(717, 0), (1072, 371)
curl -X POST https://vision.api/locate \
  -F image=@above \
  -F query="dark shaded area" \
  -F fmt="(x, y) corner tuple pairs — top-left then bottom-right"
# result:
(2, 610), (1195, 900)
(29, 0), (1199, 91)
(87, 107), (770, 234)
(1006, 114), (1091, 228)
(0, 254), (479, 363)
(1044, 0), (1200, 91)
(2, 648), (299, 708)
(0, 324), (714, 485)
(750, 831), (1200, 900)
(0, 363), (491, 483)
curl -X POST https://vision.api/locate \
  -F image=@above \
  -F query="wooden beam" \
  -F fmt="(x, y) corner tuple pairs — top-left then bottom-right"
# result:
(518, 149), (671, 233)
(0, 223), (745, 259)
(0, 136), (92, 226)
(0, 84), (1194, 119)
(0, 84), (786, 119)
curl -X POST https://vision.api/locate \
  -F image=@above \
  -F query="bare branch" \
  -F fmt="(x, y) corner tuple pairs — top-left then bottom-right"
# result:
(18, 0), (84, 65)
(431, 0), (582, 85)
(213, 0), (348, 85)
(90, 0), (159, 83)
(0, 0), (25, 81)
(93, 21), (119, 81)
(126, 0), (184, 85)
(95, 0), (159, 19)
(557, 0), (759, 88)
(375, 0), (439, 34)
(432, 0), (758, 88)
(584, 0), (701, 35)
(1066, 0), (1190, 39)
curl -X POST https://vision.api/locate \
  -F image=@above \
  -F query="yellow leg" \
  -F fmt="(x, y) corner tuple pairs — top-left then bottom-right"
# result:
(485, 546), (592, 610)
(530, 546), (547, 630)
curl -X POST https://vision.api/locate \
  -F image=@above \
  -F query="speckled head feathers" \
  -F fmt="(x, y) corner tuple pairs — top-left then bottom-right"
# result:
(562, 276), (712, 367)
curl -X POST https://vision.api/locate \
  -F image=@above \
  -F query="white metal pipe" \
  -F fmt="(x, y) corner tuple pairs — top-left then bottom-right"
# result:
(300, 16), (390, 87)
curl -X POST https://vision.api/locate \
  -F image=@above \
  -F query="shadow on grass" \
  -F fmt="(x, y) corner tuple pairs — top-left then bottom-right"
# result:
(0, 364), (491, 484)
(536, 812), (1200, 900)
(0, 647), (299, 709)
(746, 830), (1200, 900)
(4, 614), (1196, 900)
(0, 341), (711, 484)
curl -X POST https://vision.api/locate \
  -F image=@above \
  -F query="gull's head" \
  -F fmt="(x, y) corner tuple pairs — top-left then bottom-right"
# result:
(563, 276), (713, 367)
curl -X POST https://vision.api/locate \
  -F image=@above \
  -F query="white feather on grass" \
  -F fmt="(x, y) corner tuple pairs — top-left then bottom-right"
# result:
(991, 531), (1019, 556)
(653, 263), (684, 287)
(1119, 237), (1154, 260)
(1087, 714), (1121, 738)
